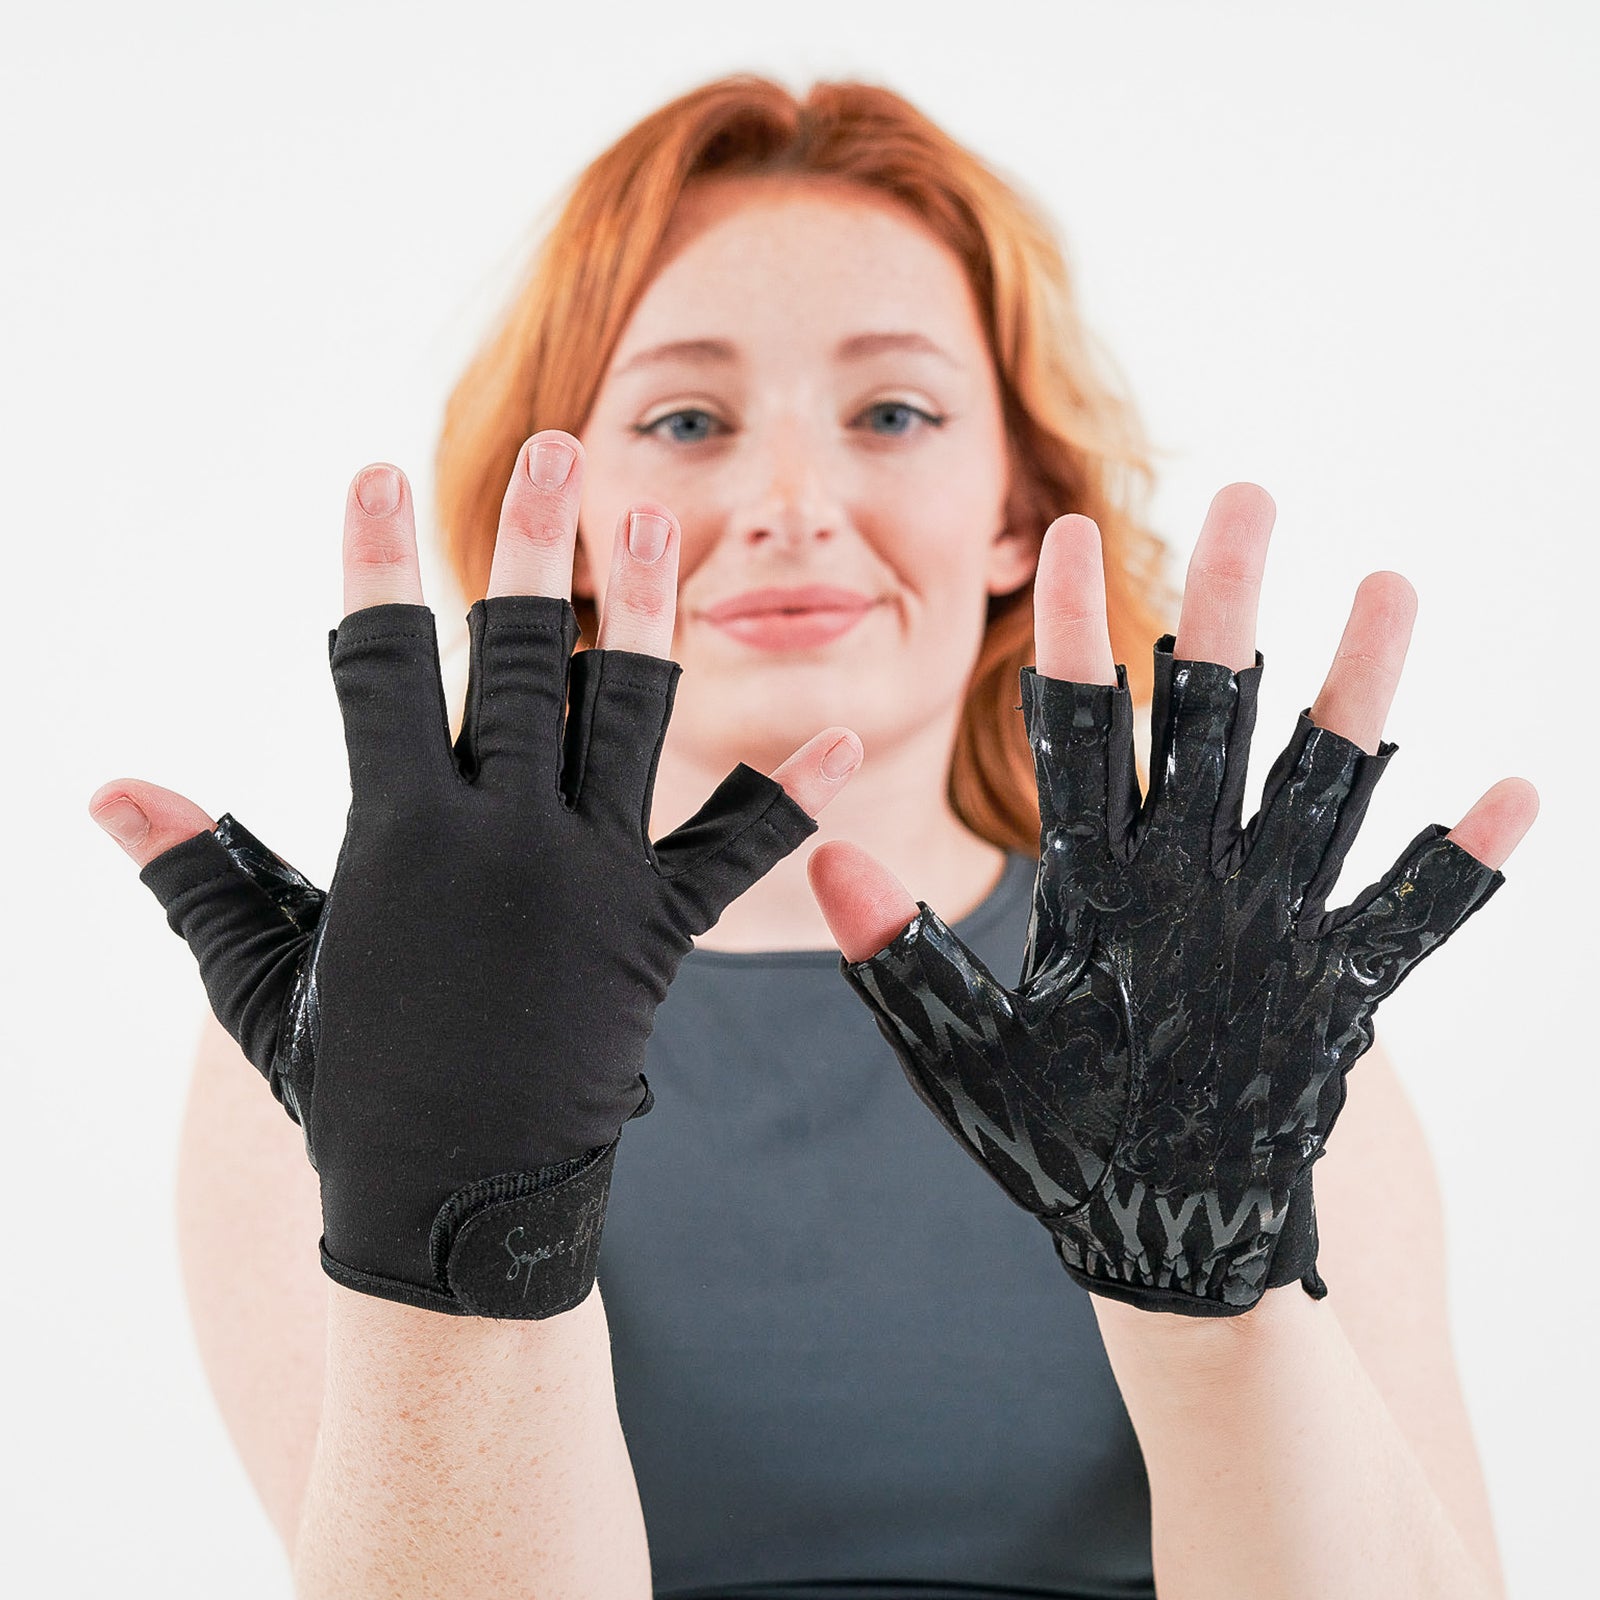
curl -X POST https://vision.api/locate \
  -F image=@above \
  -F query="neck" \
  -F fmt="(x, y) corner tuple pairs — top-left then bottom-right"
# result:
(648, 711), (1013, 954)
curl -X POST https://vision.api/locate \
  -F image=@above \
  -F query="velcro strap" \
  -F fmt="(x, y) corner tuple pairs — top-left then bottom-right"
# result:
(433, 1141), (618, 1319)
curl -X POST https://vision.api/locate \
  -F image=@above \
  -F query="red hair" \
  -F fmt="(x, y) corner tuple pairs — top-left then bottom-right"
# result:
(435, 76), (1174, 852)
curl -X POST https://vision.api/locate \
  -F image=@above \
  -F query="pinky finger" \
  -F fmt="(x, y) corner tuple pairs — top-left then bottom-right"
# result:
(768, 725), (863, 817)
(1445, 777), (1540, 871)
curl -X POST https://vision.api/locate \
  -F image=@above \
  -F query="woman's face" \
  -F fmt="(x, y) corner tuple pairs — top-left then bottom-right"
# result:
(577, 175), (1037, 781)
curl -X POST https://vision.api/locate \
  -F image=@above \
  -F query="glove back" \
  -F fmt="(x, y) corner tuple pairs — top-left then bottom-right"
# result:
(140, 594), (817, 1317)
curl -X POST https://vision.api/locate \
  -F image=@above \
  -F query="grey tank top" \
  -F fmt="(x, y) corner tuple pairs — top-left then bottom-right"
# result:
(598, 850), (1156, 1599)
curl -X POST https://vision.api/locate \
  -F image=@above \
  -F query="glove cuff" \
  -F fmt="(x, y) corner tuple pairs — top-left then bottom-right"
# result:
(319, 1140), (618, 1319)
(1048, 1173), (1329, 1319)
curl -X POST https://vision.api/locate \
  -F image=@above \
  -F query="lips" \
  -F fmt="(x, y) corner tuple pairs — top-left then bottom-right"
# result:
(700, 585), (875, 622)
(700, 586), (880, 651)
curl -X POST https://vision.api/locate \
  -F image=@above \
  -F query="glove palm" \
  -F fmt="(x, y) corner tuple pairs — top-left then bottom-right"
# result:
(842, 635), (1503, 1316)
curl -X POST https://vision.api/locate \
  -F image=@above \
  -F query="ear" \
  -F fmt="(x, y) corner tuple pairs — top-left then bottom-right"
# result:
(985, 516), (1042, 600)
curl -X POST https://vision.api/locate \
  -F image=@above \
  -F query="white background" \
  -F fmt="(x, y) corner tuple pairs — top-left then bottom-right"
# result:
(4, 1), (1595, 1594)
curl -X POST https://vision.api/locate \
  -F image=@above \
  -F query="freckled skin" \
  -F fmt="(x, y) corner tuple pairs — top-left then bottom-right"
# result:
(841, 635), (1505, 1317)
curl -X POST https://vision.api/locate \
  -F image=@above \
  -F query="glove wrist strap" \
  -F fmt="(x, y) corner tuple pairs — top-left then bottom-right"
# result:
(318, 1140), (618, 1319)
(1047, 1173), (1330, 1319)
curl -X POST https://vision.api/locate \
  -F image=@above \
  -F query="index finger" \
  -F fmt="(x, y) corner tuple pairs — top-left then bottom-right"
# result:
(1032, 514), (1117, 684)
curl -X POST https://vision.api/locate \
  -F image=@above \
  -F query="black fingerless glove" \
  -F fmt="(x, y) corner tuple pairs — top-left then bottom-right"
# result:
(139, 595), (816, 1318)
(841, 634), (1504, 1317)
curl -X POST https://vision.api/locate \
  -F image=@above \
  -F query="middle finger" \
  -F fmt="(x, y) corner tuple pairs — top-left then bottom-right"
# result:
(485, 430), (587, 601)
(1173, 483), (1411, 753)
(1171, 482), (1276, 672)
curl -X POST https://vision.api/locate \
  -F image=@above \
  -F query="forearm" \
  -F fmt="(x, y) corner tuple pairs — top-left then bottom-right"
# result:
(1091, 1285), (1501, 1600)
(292, 1281), (650, 1600)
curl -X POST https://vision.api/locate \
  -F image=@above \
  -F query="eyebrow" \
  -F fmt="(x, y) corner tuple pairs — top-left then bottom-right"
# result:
(611, 330), (960, 377)
(611, 337), (735, 376)
(836, 330), (958, 366)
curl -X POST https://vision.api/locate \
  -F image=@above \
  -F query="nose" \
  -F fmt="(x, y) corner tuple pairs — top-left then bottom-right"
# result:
(724, 424), (845, 550)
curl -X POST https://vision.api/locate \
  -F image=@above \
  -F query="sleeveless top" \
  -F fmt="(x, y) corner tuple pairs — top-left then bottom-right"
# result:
(597, 850), (1156, 1599)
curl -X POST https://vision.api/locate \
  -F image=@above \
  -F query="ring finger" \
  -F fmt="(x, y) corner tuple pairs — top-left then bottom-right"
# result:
(1307, 571), (1415, 755)
(594, 502), (679, 658)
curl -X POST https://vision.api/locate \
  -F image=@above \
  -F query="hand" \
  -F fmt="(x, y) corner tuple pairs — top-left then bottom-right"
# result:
(90, 431), (863, 1318)
(809, 484), (1537, 1315)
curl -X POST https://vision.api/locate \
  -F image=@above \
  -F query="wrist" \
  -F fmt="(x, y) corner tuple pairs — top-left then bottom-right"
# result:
(1087, 1277), (1315, 1369)
(304, 1278), (639, 1590)
(325, 1275), (607, 1377)
(319, 1137), (619, 1320)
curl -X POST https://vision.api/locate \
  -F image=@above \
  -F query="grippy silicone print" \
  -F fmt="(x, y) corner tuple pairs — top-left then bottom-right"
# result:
(840, 634), (1504, 1317)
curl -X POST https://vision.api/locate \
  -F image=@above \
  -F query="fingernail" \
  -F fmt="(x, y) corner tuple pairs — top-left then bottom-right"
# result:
(93, 797), (150, 847)
(530, 437), (575, 490)
(356, 466), (400, 516)
(627, 511), (670, 564)
(821, 734), (861, 780)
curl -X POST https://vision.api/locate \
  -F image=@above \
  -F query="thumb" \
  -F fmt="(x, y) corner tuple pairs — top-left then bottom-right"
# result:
(97, 786), (324, 1088)
(88, 779), (217, 867)
(806, 839), (921, 963)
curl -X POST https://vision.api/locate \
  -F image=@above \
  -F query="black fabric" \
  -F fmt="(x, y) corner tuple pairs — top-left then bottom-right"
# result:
(841, 637), (1506, 1317)
(661, 1586), (1117, 1599)
(601, 853), (1155, 1597)
(138, 594), (817, 1316)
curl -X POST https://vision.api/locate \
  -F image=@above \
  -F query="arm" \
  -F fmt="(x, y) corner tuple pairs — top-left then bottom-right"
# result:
(1089, 1033), (1505, 1600)
(812, 493), (1534, 1600)
(293, 1284), (649, 1599)
(1094, 1287), (1495, 1600)
(96, 438), (849, 1593)
(1088, 1036), (1497, 1600)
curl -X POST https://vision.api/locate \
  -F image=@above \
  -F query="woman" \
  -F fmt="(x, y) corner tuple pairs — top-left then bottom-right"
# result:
(89, 77), (1531, 1597)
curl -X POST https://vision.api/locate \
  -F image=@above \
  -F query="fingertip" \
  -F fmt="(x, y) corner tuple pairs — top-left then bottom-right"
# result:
(524, 430), (584, 491)
(1042, 512), (1101, 549)
(1037, 515), (1107, 586)
(1446, 777), (1540, 871)
(1034, 519), (1117, 685)
(603, 501), (680, 575)
(88, 781), (218, 866)
(1489, 775), (1541, 838)
(620, 499), (681, 551)
(534, 428), (583, 450)
(819, 729), (863, 782)
(353, 463), (405, 517)
(344, 461), (424, 612)
(88, 778), (130, 815)
(1213, 481), (1277, 529)
(594, 500), (680, 651)
(1358, 570), (1418, 624)
(89, 789), (151, 850)
(768, 726), (861, 818)
(804, 835), (857, 897)
(1508, 775), (1540, 814)
(806, 840), (920, 964)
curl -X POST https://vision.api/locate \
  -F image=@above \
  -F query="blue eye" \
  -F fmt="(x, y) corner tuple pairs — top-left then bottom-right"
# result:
(640, 408), (725, 444)
(859, 401), (943, 436)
